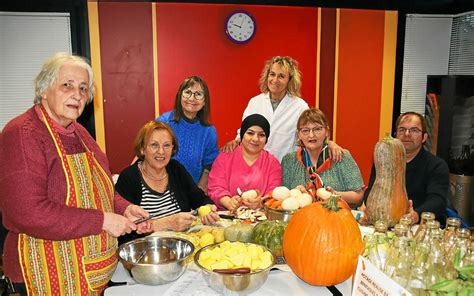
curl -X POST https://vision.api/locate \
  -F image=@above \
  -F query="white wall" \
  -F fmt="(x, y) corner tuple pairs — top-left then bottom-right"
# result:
(0, 12), (71, 130)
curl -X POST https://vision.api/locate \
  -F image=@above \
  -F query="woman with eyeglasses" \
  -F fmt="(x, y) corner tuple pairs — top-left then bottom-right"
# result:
(156, 76), (219, 194)
(281, 109), (364, 208)
(115, 121), (219, 245)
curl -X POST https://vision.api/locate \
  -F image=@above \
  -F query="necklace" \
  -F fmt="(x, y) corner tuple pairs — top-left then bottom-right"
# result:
(139, 163), (168, 181)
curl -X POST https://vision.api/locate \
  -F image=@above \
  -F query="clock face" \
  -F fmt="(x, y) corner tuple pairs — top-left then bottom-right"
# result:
(225, 11), (256, 44)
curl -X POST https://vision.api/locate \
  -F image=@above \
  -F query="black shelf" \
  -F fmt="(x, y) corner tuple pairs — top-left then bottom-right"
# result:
(426, 75), (474, 168)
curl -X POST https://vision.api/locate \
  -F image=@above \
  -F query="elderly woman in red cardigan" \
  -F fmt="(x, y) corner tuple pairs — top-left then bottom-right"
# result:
(0, 52), (151, 295)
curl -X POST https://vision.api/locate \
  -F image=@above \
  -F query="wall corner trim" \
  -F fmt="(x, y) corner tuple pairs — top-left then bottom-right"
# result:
(379, 10), (398, 140)
(88, 1), (106, 152)
(152, 3), (160, 118)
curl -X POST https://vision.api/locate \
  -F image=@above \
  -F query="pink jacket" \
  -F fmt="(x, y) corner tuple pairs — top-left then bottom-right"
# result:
(208, 146), (282, 209)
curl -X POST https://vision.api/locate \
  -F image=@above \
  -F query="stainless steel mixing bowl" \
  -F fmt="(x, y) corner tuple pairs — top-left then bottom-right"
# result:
(264, 205), (298, 222)
(194, 242), (275, 295)
(117, 236), (194, 285)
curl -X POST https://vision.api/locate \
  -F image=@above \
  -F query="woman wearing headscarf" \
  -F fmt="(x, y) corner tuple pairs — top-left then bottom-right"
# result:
(281, 108), (364, 208)
(0, 52), (151, 295)
(208, 114), (282, 211)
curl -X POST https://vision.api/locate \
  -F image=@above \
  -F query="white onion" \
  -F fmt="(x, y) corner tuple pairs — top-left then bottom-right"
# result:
(289, 188), (302, 198)
(316, 188), (332, 200)
(296, 193), (312, 208)
(282, 197), (299, 210)
(272, 186), (290, 200)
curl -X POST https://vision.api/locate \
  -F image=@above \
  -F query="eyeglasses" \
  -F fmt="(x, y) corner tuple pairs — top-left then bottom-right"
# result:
(148, 142), (173, 152)
(397, 127), (422, 135)
(182, 89), (205, 101)
(298, 126), (325, 136)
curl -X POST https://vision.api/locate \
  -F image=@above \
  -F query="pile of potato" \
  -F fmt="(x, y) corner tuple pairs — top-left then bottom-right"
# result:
(197, 241), (273, 272)
(188, 226), (225, 248)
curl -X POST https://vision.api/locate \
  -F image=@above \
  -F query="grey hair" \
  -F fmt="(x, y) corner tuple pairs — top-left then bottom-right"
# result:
(33, 52), (95, 104)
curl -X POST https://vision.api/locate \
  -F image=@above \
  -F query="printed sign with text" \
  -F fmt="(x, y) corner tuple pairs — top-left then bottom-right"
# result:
(352, 256), (411, 296)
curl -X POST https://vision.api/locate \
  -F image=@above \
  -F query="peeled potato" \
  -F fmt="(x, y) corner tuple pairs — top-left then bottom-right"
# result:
(198, 205), (212, 217)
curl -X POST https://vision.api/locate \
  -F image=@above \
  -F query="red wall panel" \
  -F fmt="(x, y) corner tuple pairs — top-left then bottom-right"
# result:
(98, 2), (155, 173)
(336, 9), (385, 182)
(319, 8), (337, 134)
(156, 3), (318, 146)
(95, 3), (391, 181)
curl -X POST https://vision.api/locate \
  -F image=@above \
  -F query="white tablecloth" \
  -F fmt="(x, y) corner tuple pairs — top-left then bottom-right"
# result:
(105, 263), (352, 296)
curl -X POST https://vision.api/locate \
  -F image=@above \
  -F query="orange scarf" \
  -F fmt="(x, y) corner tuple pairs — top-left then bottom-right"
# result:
(296, 146), (333, 197)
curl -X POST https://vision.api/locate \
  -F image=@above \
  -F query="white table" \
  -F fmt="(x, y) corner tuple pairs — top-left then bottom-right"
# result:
(105, 263), (352, 296)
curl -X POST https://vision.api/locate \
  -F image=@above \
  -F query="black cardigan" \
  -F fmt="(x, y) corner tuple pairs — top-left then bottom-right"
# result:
(115, 159), (214, 244)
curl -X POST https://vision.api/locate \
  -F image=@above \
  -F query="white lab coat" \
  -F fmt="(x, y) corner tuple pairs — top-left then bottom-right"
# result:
(238, 92), (309, 162)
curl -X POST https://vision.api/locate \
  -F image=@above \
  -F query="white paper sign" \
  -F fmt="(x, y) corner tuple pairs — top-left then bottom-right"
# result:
(352, 256), (412, 296)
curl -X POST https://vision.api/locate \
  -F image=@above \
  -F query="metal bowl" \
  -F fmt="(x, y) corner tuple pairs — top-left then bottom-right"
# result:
(117, 236), (194, 285)
(194, 242), (275, 295)
(263, 205), (298, 222)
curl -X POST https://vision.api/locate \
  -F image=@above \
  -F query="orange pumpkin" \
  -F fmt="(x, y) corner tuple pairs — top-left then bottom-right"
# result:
(366, 134), (409, 226)
(283, 195), (363, 286)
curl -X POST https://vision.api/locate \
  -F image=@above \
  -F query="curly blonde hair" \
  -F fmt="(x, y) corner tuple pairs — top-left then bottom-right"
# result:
(258, 56), (302, 97)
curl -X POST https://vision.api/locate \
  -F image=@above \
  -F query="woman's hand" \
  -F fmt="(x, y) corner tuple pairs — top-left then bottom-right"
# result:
(327, 140), (345, 163)
(356, 202), (369, 225)
(102, 212), (137, 237)
(220, 139), (240, 153)
(295, 185), (307, 193)
(325, 186), (336, 194)
(201, 204), (219, 225)
(166, 212), (197, 232)
(242, 196), (262, 209)
(124, 204), (153, 234)
(220, 195), (242, 212)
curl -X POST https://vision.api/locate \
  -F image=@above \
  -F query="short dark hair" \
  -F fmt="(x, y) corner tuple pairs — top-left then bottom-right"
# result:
(395, 112), (427, 133)
(173, 76), (211, 126)
(133, 121), (179, 160)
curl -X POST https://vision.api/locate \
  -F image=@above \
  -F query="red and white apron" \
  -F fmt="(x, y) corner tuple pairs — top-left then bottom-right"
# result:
(19, 106), (117, 295)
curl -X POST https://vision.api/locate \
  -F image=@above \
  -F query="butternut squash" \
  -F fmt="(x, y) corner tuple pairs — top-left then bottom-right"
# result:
(366, 134), (409, 226)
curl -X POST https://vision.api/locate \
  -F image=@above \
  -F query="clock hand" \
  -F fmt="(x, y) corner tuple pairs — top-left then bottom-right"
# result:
(233, 23), (241, 29)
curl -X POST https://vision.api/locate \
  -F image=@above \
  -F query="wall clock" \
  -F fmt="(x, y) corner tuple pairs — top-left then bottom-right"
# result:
(225, 11), (256, 44)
